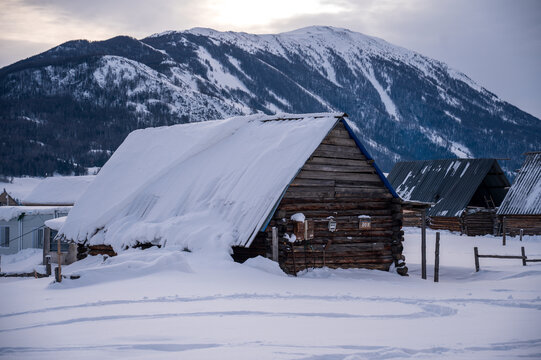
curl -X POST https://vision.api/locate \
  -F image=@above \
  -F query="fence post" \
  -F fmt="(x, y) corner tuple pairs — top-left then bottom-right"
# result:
(522, 247), (527, 266)
(474, 247), (480, 272)
(56, 236), (62, 282)
(271, 227), (278, 262)
(434, 232), (440, 282)
(0, 255), (2, 273)
(520, 229), (523, 242)
(45, 255), (51, 276)
(421, 209), (427, 280)
(502, 217), (506, 246)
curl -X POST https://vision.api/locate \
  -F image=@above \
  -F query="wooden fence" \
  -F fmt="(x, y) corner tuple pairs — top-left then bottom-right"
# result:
(474, 246), (541, 272)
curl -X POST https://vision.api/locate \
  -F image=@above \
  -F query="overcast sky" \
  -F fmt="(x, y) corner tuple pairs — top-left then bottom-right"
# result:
(1, 0), (540, 118)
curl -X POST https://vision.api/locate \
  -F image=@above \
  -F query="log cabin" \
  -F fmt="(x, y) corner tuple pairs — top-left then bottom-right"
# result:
(497, 152), (541, 236)
(388, 159), (510, 236)
(0, 189), (18, 206)
(58, 113), (408, 275)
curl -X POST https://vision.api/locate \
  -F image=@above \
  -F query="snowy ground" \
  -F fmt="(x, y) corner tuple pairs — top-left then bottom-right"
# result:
(1, 228), (540, 359)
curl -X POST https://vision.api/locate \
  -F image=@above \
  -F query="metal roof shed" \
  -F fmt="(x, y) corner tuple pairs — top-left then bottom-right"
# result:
(388, 158), (510, 235)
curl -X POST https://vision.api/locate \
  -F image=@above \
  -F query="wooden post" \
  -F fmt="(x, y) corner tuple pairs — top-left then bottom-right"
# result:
(0, 255), (2, 273)
(520, 229), (523, 242)
(434, 232), (440, 282)
(522, 247), (527, 266)
(502, 217), (506, 246)
(56, 236), (62, 282)
(421, 208), (427, 280)
(474, 247), (480, 272)
(271, 227), (278, 262)
(45, 255), (51, 276)
(54, 267), (61, 282)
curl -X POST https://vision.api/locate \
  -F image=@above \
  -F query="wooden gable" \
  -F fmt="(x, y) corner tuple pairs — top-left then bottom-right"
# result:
(0, 189), (18, 206)
(233, 120), (406, 275)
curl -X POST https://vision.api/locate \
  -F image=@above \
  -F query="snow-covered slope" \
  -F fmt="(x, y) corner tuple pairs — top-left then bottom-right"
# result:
(1, 26), (539, 176)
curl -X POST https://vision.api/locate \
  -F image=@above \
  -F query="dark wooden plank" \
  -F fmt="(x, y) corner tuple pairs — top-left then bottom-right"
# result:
(308, 156), (370, 167)
(302, 163), (377, 173)
(289, 178), (335, 187)
(321, 137), (358, 147)
(297, 170), (381, 182)
(316, 144), (363, 155)
(312, 149), (365, 160)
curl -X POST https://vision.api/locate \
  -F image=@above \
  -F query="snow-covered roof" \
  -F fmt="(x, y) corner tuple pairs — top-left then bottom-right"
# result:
(23, 176), (95, 206)
(0, 206), (72, 222)
(45, 216), (67, 231)
(497, 152), (541, 215)
(60, 113), (356, 252)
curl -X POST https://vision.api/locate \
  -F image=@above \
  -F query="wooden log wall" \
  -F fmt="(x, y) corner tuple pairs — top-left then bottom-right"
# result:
(77, 244), (116, 260)
(502, 215), (541, 236)
(462, 208), (498, 236)
(236, 121), (406, 275)
(429, 216), (462, 233)
(401, 203), (428, 228)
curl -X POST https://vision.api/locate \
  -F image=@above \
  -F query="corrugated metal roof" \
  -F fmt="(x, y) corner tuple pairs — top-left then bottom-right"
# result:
(497, 152), (541, 215)
(388, 159), (510, 217)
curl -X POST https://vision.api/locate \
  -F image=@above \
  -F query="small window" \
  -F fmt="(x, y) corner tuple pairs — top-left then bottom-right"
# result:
(50, 230), (69, 252)
(33, 228), (44, 248)
(0, 226), (9, 247)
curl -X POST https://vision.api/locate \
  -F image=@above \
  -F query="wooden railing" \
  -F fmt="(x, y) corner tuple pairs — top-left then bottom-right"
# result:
(474, 246), (541, 272)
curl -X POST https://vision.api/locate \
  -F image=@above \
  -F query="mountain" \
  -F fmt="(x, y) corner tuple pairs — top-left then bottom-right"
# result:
(1, 26), (539, 177)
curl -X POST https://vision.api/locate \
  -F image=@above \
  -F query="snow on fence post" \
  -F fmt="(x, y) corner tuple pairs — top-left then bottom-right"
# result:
(520, 229), (524, 242)
(421, 209), (427, 280)
(272, 227), (278, 262)
(434, 232), (440, 282)
(474, 247), (480, 272)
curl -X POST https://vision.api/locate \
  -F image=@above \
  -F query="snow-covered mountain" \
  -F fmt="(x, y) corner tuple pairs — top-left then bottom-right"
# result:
(1, 26), (539, 176)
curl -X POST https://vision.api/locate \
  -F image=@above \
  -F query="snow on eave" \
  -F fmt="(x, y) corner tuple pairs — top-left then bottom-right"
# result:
(0, 206), (72, 222)
(45, 216), (67, 231)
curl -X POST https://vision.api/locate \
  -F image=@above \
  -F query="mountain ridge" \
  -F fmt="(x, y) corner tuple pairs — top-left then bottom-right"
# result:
(1, 26), (539, 176)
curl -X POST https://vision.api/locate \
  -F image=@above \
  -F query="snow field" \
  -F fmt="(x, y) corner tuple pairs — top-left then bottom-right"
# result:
(0, 228), (540, 359)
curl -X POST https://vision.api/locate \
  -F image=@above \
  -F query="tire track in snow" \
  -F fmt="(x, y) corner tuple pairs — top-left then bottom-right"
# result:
(0, 304), (456, 334)
(1, 338), (541, 359)
(0, 292), (539, 319)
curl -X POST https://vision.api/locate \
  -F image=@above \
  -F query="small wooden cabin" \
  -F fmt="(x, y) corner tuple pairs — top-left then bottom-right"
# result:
(497, 152), (541, 235)
(59, 113), (407, 276)
(0, 189), (18, 206)
(388, 159), (510, 236)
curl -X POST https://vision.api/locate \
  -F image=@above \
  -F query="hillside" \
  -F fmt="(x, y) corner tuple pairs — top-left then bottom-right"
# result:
(1, 26), (539, 176)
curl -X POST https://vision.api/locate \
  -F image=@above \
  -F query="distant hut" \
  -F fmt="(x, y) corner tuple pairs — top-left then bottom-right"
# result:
(24, 176), (96, 264)
(0, 189), (18, 206)
(497, 152), (541, 236)
(388, 159), (510, 235)
(58, 113), (408, 275)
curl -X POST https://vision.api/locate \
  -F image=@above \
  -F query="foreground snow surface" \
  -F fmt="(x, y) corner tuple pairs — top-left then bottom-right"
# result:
(1, 228), (540, 359)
